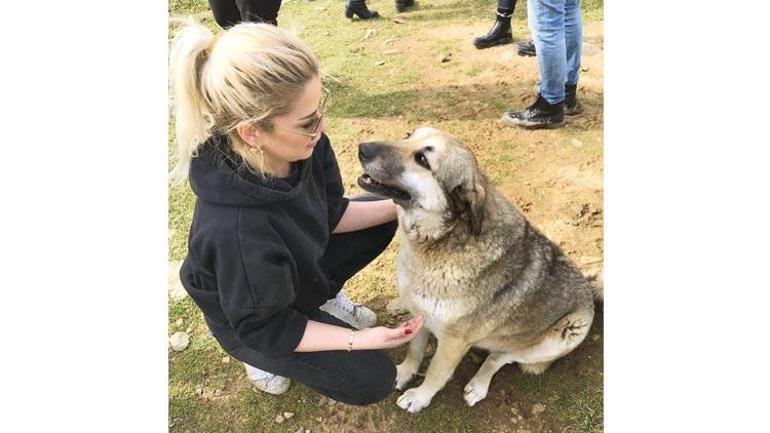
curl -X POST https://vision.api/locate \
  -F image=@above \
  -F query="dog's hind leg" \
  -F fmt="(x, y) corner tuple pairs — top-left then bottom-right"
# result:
(463, 351), (517, 407)
(395, 326), (431, 390)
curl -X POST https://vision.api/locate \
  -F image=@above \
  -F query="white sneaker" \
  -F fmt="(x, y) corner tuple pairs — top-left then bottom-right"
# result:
(320, 290), (377, 329)
(243, 363), (290, 395)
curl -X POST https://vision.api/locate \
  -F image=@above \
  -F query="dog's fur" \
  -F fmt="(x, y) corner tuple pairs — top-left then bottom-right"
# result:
(357, 128), (597, 413)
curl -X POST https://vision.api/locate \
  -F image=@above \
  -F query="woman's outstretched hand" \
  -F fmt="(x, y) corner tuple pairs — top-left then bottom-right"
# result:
(354, 314), (424, 350)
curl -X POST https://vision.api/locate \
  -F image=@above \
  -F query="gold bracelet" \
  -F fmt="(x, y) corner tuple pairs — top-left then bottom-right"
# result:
(347, 329), (357, 352)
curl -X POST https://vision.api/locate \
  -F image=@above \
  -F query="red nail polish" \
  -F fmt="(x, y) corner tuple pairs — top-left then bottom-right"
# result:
(405, 329), (412, 335)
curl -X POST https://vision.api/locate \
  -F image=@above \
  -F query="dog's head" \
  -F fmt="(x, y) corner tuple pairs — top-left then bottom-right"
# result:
(357, 127), (488, 240)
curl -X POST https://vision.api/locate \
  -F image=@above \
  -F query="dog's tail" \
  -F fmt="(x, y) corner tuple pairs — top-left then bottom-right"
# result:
(584, 267), (604, 302)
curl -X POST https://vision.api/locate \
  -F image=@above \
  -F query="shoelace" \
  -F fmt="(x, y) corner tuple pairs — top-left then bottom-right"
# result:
(334, 293), (363, 317)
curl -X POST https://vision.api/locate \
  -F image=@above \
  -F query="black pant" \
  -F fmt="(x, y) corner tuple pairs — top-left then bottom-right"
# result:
(229, 195), (399, 405)
(207, 0), (282, 28)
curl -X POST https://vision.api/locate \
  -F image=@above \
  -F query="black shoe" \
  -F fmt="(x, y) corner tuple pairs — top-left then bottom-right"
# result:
(395, 0), (415, 13)
(473, 13), (513, 49)
(564, 83), (582, 115)
(516, 40), (536, 57)
(502, 93), (564, 129)
(345, 0), (380, 19)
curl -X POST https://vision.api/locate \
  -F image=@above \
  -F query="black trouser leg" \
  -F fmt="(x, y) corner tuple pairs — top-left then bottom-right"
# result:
(208, 0), (283, 28)
(321, 194), (398, 297)
(228, 309), (397, 405)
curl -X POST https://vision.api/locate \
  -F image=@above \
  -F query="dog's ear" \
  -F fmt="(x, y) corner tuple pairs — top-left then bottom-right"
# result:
(450, 174), (487, 236)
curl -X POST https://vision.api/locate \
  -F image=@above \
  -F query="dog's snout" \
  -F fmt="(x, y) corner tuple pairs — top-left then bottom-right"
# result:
(358, 142), (378, 163)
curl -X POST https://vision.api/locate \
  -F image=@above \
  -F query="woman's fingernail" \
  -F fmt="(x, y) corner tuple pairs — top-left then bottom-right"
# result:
(405, 329), (412, 335)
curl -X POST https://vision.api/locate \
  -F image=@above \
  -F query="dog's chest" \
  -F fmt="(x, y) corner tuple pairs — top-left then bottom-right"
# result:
(396, 258), (473, 325)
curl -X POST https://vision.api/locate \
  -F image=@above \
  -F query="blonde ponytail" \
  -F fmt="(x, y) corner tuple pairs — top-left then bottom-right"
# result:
(169, 23), (215, 186)
(168, 21), (319, 185)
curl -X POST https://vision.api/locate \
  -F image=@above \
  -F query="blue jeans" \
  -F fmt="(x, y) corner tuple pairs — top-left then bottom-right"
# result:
(528, 0), (583, 104)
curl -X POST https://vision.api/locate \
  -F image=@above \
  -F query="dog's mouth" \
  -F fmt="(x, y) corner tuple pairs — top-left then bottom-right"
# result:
(357, 173), (412, 202)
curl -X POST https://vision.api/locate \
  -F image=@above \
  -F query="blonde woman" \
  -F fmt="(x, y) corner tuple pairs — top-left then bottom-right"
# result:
(170, 22), (423, 403)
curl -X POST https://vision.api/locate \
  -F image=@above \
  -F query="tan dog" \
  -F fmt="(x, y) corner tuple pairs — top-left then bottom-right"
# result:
(357, 127), (598, 413)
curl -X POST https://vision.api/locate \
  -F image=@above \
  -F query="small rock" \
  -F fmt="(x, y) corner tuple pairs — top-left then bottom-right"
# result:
(592, 334), (601, 342)
(194, 385), (203, 395)
(317, 396), (328, 406)
(185, 327), (192, 334)
(570, 138), (584, 147)
(315, 417), (323, 422)
(222, 356), (230, 363)
(284, 412), (295, 420)
(510, 405), (521, 416)
(214, 389), (223, 397)
(362, 29), (374, 41)
(581, 65), (589, 72)
(393, 17), (406, 24)
(295, 428), (304, 433)
(384, 49), (400, 55)
(439, 53), (452, 63)
(275, 415), (285, 424)
(510, 417), (518, 424)
(384, 38), (398, 44)
(375, 60), (385, 66)
(169, 332), (190, 351)
(532, 403), (546, 415)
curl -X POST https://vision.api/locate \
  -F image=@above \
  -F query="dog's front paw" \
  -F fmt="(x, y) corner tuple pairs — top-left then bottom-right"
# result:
(396, 387), (433, 413)
(395, 362), (418, 390)
(463, 380), (489, 407)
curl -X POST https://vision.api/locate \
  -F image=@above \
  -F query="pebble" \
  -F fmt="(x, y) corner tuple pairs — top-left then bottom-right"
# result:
(393, 17), (406, 24)
(375, 60), (386, 66)
(222, 356), (230, 363)
(169, 332), (190, 351)
(275, 415), (285, 424)
(214, 389), (223, 397)
(168, 261), (188, 301)
(532, 403), (546, 415)
(317, 396), (328, 406)
(570, 138), (584, 147)
(384, 49), (400, 55)
(440, 53), (452, 63)
(284, 412), (295, 420)
(362, 29), (374, 41)
(295, 428), (304, 433)
(194, 385), (203, 395)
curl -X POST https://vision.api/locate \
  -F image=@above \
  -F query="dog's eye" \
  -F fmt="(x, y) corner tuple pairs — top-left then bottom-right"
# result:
(414, 151), (431, 170)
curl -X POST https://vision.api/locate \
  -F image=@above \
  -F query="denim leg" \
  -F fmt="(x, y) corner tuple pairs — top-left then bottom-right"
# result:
(564, 0), (583, 86)
(529, 0), (567, 104)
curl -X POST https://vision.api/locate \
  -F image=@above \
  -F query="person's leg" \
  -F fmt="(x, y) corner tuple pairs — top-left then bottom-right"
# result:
(501, 0), (566, 129)
(208, 0), (241, 29)
(473, 0), (517, 49)
(345, 0), (380, 20)
(564, 0), (583, 114)
(231, 309), (397, 405)
(530, 0), (567, 104)
(235, 0), (282, 25)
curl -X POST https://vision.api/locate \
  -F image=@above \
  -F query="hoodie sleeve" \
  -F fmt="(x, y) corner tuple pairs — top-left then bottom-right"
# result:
(213, 221), (308, 357)
(320, 135), (350, 231)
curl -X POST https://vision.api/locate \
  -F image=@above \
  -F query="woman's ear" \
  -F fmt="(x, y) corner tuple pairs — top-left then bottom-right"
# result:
(235, 120), (262, 149)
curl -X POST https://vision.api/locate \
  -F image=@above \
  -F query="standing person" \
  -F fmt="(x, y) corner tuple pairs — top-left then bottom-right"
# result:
(169, 22), (424, 402)
(473, 0), (518, 49)
(207, 0), (382, 24)
(502, 0), (582, 129)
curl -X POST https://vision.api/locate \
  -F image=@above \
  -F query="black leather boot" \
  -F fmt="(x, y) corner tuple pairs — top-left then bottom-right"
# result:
(565, 83), (582, 115)
(473, 12), (513, 49)
(395, 0), (415, 13)
(516, 40), (536, 57)
(345, 0), (380, 19)
(502, 93), (564, 129)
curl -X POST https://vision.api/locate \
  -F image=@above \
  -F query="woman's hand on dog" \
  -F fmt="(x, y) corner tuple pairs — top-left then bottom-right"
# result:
(355, 314), (424, 350)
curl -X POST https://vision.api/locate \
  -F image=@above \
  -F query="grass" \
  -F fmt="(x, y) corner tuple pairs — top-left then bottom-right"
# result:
(168, 0), (604, 432)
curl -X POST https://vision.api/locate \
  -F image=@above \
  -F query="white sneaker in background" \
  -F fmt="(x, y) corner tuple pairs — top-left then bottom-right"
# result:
(320, 290), (377, 329)
(243, 363), (290, 395)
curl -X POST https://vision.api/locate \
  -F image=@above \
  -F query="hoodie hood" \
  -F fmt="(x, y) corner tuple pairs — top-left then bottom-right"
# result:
(189, 134), (313, 206)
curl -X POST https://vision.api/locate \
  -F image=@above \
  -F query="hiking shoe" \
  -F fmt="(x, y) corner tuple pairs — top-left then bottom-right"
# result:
(516, 40), (536, 57)
(244, 363), (290, 395)
(320, 290), (377, 329)
(564, 83), (582, 115)
(473, 12), (513, 49)
(344, 0), (380, 19)
(502, 93), (564, 129)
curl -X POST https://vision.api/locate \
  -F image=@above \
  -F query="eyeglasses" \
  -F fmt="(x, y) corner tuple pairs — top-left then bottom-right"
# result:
(272, 87), (331, 141)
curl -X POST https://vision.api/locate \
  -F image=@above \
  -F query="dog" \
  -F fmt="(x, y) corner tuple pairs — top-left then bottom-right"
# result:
(357, 127), (598, 413)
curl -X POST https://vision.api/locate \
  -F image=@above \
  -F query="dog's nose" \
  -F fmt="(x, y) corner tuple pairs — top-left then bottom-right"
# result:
(358, 142), (377, 163)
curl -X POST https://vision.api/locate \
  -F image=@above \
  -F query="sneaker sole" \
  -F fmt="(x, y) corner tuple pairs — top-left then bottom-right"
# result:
(516, 49), (536, 57)
(501, 115), (564, 129)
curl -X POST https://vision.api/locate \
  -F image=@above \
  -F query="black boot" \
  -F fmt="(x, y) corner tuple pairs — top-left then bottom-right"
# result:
(516, 40), (536, 57)
(565, 83), (582, 115)
(473, 11), (513, 49)
(395, 0), (415, 13)
(502, 93), (564, 129)
(345, 0), (380, 19)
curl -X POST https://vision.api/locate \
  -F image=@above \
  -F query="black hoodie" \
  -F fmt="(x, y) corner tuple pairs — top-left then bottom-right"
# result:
(179, 133), (350, 358)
